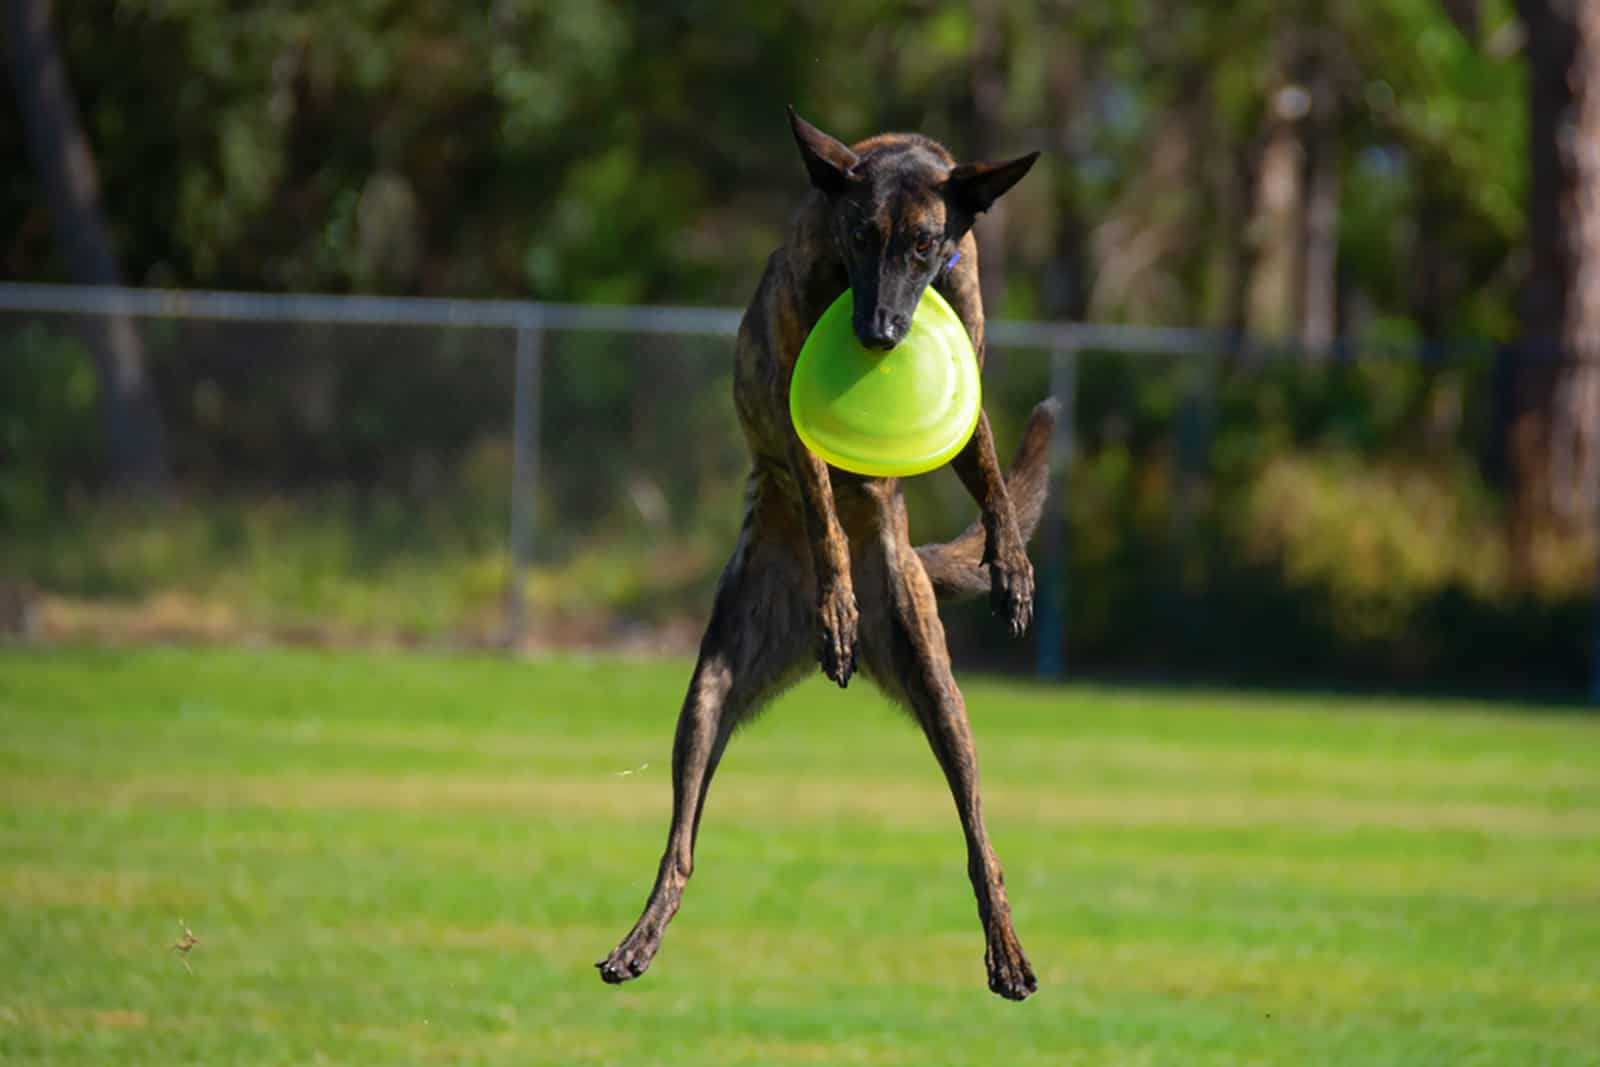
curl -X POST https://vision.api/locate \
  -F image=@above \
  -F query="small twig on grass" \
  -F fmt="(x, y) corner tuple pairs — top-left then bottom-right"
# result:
(172, 919), (199, 974)
(616, 762), (649, 777)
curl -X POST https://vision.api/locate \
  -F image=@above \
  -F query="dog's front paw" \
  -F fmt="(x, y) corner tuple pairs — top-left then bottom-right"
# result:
(989, 549), (1034, 638)
(816, 581), (859, 688)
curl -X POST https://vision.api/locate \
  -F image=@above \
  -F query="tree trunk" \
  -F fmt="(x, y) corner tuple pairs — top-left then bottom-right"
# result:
(1561, 0), (1600, 528)
(1222, 140), (1258, 359)
(1299, 64), (1340, 357)
(966, 0), (1012, 318)
(1510, 0), (1600, 580)
(1041, 39), (1088, 321)
(1246, 74), (1308, 345)
(1413, 171), (1447, 340)
(1439, 0), (1481, 38)
(4, 0), (168, 490)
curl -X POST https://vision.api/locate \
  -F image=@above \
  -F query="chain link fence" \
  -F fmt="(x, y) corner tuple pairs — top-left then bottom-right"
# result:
(2, 283), (1595, 697)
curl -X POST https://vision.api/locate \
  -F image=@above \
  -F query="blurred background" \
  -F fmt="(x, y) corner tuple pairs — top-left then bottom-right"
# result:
(3, 0), (1597, 697)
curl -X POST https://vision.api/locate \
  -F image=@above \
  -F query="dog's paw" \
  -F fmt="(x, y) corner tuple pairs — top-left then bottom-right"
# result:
(596, 933), (659, 985)
(816, 582), (859, 688)
(989, 551), (1034, 638)
(985, 928), (1038, 1002)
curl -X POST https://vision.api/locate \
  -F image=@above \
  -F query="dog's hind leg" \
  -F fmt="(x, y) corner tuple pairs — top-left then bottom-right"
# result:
(859, 522), (1038, 1002)
(597, 520), (809, 985)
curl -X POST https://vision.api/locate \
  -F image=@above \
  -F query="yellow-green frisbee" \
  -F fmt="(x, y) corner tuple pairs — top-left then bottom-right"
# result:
(790, 287), (981, 477)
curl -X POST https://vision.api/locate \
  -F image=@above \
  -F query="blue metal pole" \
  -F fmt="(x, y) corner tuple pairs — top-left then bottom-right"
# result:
(1036, 341), (1077, 679)
(506, 312), (544, 648)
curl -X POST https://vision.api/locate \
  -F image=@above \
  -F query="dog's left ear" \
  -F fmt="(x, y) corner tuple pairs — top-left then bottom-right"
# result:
(945, 151), (1041, 215)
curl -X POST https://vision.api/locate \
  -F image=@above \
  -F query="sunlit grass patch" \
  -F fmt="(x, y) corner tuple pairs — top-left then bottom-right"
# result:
(2, 645), (1597, 1065)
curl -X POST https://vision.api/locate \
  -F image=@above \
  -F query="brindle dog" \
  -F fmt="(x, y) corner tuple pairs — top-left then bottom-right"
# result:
(597, 109), (1054, 1001)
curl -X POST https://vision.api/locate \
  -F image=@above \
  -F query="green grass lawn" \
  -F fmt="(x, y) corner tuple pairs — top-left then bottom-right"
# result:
(2, 645), (1597, 1065)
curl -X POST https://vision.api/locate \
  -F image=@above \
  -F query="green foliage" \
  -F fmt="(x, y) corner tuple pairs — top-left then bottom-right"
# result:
(0, 327), (101, 527)
(2, 0), (1531, 329)
(1240, 455), (1502, 642)
(942, 347), (1590, 690)
(1341, 0), (1525, 235)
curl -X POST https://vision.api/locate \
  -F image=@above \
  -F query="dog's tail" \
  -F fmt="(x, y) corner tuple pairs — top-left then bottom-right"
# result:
(916, 397), (1059, 600)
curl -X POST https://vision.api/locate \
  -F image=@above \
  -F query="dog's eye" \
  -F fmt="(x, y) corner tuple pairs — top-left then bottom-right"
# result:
(853, 227), (873, 246)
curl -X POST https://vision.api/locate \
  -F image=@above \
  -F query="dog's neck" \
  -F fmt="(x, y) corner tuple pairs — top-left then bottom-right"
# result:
(785, 192), (850, 331)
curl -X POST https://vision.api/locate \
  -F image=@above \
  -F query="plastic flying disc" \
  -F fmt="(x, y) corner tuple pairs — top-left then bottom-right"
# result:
(789, 287), (981, 477)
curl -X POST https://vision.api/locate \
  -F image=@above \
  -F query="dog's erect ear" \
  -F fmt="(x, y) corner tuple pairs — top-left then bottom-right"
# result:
(788, 106), (859, 197)
(945, 151), (1041, 215)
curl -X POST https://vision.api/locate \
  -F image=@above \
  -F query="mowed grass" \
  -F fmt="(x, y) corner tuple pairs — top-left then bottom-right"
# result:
(2, 647), (1598, 1066)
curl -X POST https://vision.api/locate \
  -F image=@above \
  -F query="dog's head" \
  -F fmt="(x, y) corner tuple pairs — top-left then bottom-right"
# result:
(788, 107), (1037, 350)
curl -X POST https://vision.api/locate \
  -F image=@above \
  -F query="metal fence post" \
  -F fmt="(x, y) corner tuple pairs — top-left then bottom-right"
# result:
(1036, 337), (1077, 679)
(505, 309), (544, 649)
(1167, 344), (1219, 641)
(1592, 521), (1600, 704)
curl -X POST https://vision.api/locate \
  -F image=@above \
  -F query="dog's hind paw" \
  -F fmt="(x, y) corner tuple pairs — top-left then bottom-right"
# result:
(985, 931), (1038, 1002)
(596, 936), (658, 985)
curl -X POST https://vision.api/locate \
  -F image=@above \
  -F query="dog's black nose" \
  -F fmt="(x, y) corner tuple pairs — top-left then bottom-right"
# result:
(854, 308), (909, 351)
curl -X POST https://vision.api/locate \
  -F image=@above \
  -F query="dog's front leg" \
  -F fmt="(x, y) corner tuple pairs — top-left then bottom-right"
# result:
(951, 413), (1034, 636)
(787, 439), (858, 686)
(937, 261), (1034, 635)
(957, 421), (1035, 639)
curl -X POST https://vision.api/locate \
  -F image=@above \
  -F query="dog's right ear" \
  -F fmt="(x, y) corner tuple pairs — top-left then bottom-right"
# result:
(788, 106), (858, 197)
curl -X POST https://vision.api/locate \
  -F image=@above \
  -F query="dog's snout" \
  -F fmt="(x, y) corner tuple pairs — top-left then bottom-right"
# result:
(854, 308), (909, 351)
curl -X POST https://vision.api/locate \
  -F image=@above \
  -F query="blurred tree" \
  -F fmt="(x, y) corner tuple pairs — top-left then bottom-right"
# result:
(1508, 0), (1600, 577)
(0, 0), (1540, 357)
(4, 0), (167, 489)
(963, 0), (1012, 314)
(1299, 51), (1342, 354)
(1246, 40), (1309, 346)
